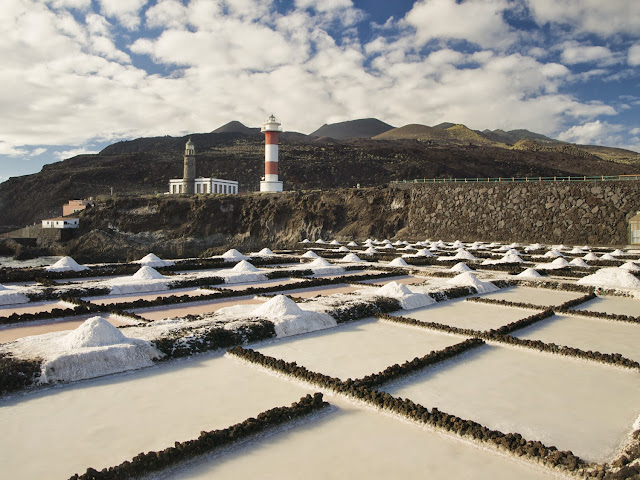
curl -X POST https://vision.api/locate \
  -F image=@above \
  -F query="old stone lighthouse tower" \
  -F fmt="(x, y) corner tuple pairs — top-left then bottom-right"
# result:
(182, 138), (196, 195)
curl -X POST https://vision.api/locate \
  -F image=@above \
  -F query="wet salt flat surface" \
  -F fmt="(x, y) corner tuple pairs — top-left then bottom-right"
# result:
(478, 286), (584, 306)
(133, 296), (267, 321)
(575, 296), (640, 317)
(217, 277), (305, 291)
(255, 318), (465, 380)
(384, 344), (640, 462)
(0, 300), (73, 315)
(0, 314), (133, 343)
(395, 299), (538, 331)
(514, 313), (640, 362)
(85, 288), (212, 305)
(0, 353), (312, 480)
(161, 397), (559, 480)
(312, 269), (383, 279)
(281, 284), (362, 298)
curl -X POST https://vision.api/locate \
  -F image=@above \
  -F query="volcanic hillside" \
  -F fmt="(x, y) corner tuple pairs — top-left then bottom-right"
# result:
(0, 119), (638, 229)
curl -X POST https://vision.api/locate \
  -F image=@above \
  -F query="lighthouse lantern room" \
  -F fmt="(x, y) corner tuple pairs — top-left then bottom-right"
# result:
(260, 115), (284, 192)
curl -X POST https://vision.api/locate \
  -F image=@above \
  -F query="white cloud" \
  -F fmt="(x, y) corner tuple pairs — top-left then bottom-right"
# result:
(45, 0), (91, 9)
(404, 0), (516, 49)
(629, 44), (640, 66)
(557, 120), (628, 146)
(526, 0), (640, 37)
(97, 0), (147, 30)
(145, 0), (188, 29)
(560, 43), (620, 66)
(0, 142), (28, 156)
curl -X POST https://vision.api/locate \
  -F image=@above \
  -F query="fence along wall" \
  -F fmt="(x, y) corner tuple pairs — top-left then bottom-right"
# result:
(396, 180), (640, 246)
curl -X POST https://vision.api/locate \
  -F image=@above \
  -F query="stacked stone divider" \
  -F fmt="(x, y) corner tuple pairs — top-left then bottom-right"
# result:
(68, 393), (328, 480)
(228, 346), (587, 476)
(465, 296), (548, 311)
(558, 308), (640, 325)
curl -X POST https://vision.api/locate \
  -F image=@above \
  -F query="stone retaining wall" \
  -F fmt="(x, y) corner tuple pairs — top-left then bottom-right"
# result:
(396, 180), (640, 245)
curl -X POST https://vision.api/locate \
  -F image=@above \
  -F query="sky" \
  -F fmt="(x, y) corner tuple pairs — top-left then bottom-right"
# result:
(1, 0), (639, 183)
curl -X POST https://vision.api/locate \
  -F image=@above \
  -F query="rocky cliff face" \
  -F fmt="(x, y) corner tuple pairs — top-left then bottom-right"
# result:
(31, 180), (639, 262)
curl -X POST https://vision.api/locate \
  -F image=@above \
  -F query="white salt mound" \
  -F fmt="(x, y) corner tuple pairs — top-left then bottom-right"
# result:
(300, 239), (311, 243)
(516, 268), (542, 279)
(414, 248), (433, 257)
(337, 246), (350, 252)
(583, 253), (599, 261)
(569, 247), (586, 254)
(251, 295), (337, 337)
(347, 241), (358, 247)
(222, 249), (248, 261)
(256, 248), (275, 256)
(577, 268), (640, 289)
(308, 258), (333, 268)
(388, 257), (409, 267)
(501, 252), (524, 263)
(253, 295), (304, 317)
(45, 256), (90, 272)
(61, 316), (127, 349)
(315, 239), (326, 244)
(611, 249), (625, 257)
(341, 253), (364, 262)
(329, 240), (341, 245)
(0, 285), (30, 306)
(452, 250), (477, 261)
(569, 258), (589, 267)
(450, 262), (472, 273)
(620, 262), (640, 272)
(134, 253), (174, 267)
(38, 316), (162, 383)
(231, 260), (260, 273)
(451, 240), (464, 248)
(373, 281), (434, 310)
(446, 272), (498, 294)
(132, 266), (167, 280)
(301, 250), (319, 258)
(364, 247), (379, 254)
(544, 250), (564, 258)
(600, 253), (617, 261)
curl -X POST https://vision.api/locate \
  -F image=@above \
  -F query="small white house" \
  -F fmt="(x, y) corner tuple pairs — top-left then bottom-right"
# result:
(42, 217), (80, 229)
(168, 178), (238, 195)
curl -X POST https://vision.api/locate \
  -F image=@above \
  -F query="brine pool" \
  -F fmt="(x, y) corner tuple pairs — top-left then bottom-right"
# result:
(477, 286), (585, 307)
(383, 343), (640, 463)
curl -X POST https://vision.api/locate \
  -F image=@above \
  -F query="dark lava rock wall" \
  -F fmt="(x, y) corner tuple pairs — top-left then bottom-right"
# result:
(65, 181), (639, 260)
(399, 180), (640, 245)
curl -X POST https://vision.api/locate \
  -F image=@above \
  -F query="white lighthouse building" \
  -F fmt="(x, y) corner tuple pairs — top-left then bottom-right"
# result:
(260, 115), (283, 192)
(169, 139), (238, 195)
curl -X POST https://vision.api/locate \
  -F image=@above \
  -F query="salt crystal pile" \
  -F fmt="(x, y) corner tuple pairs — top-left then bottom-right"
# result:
(301, 250), (319, 258)
(308, 258), (333, 268)
(221, 249), (248, 261)
(620, 262), (640, 272)
(611, 249), (625, 257)
(577, 268), (640, 289)
(337, 246), (350, 252)
(60, 316), (127, 350)
(132, 266), (167, 280)
(515, 268), (543, 279)
(388, 257), (409, 267)
(329, 240), (341, 245)
(133, 253), (174, 267)
(414, 248), (433, 257)
(600, 253), (617, 261)
(449, 262), (472, 273)
(255, 247), (276, 256)
(231, 260), (260, 272)
(446, 272), (498, 293)
(347, 241), (358, 247)
(300, 239), (311, 243)
(315, 238), (326, 244)
(569, 258), (589, 267)
(251, 295), (336, 337)
(373, 281), (434, 310)
(45, 256), (90, 272)
(569, 247), (586, 254)
(341, 253), (364, 262)
(364, 247), (379, 254)
(583, 253), (599, 261)
(544, 249), (564, 258)
(536, 257), (570, 270)
(0, 284), (30, 306)
(451, 240), (464, 248)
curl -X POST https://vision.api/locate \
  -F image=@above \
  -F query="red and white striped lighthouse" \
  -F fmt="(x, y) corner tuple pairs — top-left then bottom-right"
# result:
(260, 114), (283, 192)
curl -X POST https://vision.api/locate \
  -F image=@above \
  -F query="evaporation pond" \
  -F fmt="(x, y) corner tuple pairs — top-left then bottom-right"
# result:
(160, 399), (555, 480)
(477, 286), (584, 306)
(0, 353), (311, 480)
(254, 318), (466, 380)
(133, 296), (267, 321)
(395, 298), (538, 331)
(85, 288), (212, 305)
(383, 343), (640, 463)
(0, 300), (74, 316)
(514, 313), (640, 363)
(574, 296), (640, 317)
